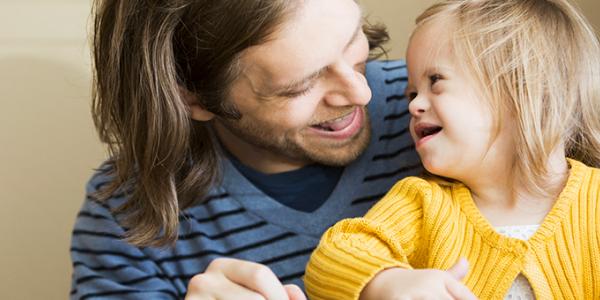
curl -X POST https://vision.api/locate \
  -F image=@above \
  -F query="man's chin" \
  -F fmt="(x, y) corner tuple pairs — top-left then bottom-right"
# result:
(301, 121), (371, 167)
(305, 149), (365, 167)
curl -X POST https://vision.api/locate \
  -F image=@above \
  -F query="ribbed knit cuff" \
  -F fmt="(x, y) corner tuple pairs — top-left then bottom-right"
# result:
(305, 238), (411, 300)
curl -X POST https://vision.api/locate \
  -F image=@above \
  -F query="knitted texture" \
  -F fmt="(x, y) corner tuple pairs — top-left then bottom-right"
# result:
(305, 159), (600, 300)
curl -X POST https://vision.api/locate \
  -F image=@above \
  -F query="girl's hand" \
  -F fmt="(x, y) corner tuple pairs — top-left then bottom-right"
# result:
(359, 259), (478, 300)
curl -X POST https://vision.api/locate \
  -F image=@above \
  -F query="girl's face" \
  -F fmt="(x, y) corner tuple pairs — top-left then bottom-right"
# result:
(405, 21), (516, 183)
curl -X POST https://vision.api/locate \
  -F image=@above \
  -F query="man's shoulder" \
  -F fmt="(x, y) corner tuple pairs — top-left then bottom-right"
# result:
(366, 59), (407, 76)
(366, 59), (407, 90)
(363, 59), (410, 134)
(83, 162), (127, 209)
(365, 59), (408, 114)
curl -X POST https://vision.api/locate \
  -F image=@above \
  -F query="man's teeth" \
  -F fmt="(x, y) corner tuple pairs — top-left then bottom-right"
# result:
(330, 116), (346, 123)
(312, 111), (356, 132)
(312, 123), (332, 131)
(321, 115), (347, 126)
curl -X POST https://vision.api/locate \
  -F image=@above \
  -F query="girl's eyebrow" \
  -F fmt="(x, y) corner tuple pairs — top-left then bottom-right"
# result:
(424, 65), (453, 76)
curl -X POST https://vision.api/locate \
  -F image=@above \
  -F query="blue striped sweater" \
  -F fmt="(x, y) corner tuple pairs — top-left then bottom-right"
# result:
(70, 60), (420, 299)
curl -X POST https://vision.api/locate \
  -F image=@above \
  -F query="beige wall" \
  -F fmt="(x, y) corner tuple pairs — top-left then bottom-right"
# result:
(0, 1), (105, 299)
(1, 1), (598, 299)
(362, 0), (600, 59)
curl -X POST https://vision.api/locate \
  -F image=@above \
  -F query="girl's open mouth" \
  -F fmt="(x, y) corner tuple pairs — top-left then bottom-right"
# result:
(414, 122), (443, 147)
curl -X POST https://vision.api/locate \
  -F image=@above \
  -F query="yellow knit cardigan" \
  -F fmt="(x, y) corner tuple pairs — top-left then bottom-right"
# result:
(305, 159), (600, 300)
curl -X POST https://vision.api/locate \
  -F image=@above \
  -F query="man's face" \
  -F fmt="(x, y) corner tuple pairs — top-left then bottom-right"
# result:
(214, 0), (372, 172)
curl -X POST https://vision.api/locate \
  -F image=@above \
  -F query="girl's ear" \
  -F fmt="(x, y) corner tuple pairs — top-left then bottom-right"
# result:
(179, 86), (215, 121)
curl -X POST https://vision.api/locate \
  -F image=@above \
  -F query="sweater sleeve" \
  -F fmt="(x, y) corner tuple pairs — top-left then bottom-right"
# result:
(70, 174), (179, 300)
(305, 177), (429, 300)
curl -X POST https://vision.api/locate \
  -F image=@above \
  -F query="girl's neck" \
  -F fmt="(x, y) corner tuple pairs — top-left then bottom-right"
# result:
(464, 149), (569, 226)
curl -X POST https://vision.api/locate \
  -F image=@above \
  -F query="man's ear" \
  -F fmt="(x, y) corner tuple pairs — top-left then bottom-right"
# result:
(179, 86), (215, 121)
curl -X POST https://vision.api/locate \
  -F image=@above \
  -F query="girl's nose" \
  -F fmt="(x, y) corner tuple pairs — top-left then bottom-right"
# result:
(408, 93), (429, 117)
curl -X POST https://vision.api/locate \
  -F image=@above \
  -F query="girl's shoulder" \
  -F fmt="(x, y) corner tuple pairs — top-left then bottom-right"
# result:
(567, 158), (600, 186)
(393, 175), (461, 190)
(385, 176), (460, 201)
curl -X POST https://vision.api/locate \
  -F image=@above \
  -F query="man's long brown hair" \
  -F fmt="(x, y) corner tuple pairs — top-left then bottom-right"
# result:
(91, 0), (389, 247)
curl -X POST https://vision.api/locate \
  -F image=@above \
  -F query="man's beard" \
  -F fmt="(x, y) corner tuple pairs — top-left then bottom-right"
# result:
(215, 108), (372, 167)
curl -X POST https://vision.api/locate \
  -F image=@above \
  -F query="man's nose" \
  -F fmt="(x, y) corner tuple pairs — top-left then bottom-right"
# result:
(322, 62), (372, 107)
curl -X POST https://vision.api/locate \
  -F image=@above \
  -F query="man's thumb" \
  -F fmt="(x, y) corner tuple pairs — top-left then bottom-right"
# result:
(284, 284), (307, 300)
(447, 258), (469, 280)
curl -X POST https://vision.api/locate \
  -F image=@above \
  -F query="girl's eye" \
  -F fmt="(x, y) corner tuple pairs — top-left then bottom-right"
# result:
(407, 91), (418, 101)
(429, 74), (442, 85)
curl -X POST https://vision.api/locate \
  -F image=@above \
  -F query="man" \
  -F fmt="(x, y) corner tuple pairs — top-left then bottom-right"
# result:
(70, 0), (419, 299)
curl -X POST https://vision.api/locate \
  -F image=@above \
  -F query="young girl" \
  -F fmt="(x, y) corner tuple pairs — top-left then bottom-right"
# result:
(304, 0), (600, 299)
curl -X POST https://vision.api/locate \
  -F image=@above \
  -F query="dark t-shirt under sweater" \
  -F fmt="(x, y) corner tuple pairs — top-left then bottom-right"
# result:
(229, 155), (344, 212)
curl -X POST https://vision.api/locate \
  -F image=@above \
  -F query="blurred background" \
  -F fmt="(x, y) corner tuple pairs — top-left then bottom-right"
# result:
(1, 0), (599, 298)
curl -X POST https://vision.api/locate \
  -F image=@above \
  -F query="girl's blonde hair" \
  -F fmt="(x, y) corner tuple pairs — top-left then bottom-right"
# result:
(417, 0), (600, 196)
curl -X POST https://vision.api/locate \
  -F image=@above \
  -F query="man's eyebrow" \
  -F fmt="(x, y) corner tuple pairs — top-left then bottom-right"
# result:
(269, 11), (364, 97)
(269, 70), (323, 97)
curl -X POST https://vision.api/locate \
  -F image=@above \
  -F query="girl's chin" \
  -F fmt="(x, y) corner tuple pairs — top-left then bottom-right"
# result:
(422, 159), (449, 177)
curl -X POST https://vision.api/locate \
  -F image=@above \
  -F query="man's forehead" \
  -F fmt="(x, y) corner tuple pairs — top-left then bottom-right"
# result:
(237, 1), (364, 96)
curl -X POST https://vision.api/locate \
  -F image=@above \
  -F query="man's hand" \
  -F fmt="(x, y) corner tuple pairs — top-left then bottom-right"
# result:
(359, 258), (478, 300)
(185, 258), (307, 300)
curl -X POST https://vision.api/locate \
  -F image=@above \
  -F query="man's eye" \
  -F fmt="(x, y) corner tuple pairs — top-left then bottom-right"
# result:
(285, 87), (312, 98)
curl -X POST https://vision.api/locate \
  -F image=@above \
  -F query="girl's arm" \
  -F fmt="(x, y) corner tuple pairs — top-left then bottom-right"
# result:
(304, 177), (428, 300)
(304, 177), (477, 300)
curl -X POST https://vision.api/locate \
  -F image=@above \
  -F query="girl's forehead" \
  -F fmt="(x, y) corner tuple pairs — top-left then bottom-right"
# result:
(407, 22), (456, 70)
(413, 18), (455, 48)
